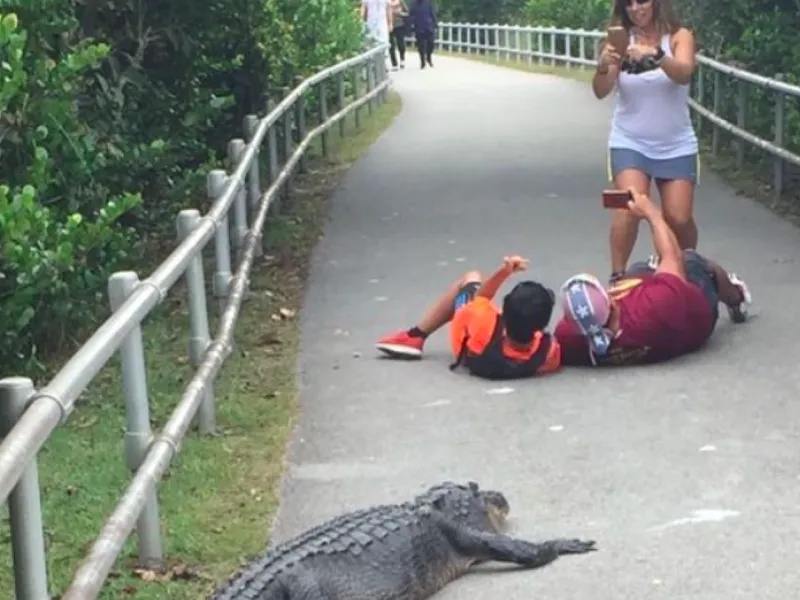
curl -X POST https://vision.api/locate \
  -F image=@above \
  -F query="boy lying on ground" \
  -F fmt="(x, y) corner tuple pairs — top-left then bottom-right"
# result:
(375, 255), (562, 380)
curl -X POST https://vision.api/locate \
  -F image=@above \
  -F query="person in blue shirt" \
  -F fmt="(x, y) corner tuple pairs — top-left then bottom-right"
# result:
(409, 0), (438, 69)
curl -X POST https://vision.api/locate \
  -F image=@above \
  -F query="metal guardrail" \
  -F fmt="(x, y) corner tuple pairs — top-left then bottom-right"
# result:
(0, 41), (390, 599)
(424, 22), (800, 198)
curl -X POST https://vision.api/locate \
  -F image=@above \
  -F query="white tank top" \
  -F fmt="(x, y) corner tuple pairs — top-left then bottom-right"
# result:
(363, 0), (390, 41)
(608, 33), (698, 159)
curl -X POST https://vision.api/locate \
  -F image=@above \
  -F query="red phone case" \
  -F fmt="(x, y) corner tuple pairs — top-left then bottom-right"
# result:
(602, 189), (632, 209)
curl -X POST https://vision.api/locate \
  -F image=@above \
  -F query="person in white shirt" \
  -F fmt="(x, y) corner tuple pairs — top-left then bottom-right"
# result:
(592, 0), (700, 285)
(362, 0), (393, 47)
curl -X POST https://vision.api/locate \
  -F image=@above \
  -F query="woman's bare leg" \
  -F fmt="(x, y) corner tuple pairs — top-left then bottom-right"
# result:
(658, 178), (698, 250)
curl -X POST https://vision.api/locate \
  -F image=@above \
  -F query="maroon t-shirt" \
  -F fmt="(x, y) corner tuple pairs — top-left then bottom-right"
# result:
(554, 272), (715, 366)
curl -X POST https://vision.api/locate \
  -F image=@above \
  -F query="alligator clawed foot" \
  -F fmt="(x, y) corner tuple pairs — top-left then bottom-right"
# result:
(552, 538), (597, 554)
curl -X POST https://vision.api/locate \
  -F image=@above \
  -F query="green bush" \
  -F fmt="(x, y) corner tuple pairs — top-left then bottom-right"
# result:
(0, 11), (141, 371)
(0, 0), (365, 375)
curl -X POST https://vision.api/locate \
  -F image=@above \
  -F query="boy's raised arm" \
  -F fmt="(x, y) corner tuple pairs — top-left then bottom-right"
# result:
(476, 255), (528, 300)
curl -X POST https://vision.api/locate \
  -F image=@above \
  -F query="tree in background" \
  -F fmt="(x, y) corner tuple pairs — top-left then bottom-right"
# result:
(0, 0), (365, 374)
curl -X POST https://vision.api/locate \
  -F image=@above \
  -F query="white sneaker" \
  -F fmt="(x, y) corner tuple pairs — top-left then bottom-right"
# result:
(726, 273), (752, 323)
(647, 254), (660, 269)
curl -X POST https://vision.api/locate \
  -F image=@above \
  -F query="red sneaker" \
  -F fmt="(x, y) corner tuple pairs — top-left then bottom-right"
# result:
(375, 330), (424, 359)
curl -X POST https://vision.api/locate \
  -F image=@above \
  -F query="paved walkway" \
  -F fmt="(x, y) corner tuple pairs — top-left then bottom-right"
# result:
(272, 56), (800, 598)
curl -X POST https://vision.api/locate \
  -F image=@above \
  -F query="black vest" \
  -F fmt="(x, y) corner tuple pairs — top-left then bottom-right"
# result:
(449, 314), (553, 380)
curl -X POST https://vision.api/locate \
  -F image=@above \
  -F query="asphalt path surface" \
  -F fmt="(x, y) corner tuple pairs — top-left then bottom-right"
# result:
(270, 55), (800, 599)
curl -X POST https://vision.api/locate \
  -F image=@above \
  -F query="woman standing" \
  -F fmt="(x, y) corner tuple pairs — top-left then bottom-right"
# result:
(389, 0), (409, 70)
(592, 0), (699, 282)
(409, 0), (438, 69)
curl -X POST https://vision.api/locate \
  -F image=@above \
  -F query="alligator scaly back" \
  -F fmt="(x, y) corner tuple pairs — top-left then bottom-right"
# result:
(208, 481), (597, 600)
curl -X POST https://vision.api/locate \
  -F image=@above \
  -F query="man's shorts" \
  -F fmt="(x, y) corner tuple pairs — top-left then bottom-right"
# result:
(453, 281), (481, 311)
(682, 250), (720, 324)
(627, 251), (719, 325)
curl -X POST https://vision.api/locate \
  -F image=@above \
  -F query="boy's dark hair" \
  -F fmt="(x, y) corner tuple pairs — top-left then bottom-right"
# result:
(501, 281), (555, 344)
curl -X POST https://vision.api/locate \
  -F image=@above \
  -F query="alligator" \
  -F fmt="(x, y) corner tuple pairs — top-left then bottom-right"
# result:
(209, 480), (597, 599)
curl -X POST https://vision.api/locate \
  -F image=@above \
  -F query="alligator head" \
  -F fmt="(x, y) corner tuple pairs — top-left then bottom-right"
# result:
(415, 481), (510, 533)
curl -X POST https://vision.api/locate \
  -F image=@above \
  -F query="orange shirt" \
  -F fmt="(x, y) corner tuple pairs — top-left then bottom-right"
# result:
(449, 296), (561, 375)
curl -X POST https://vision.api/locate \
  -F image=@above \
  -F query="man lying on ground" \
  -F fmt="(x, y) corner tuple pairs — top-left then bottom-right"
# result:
(375, 255), (562, 379)
(554, 189), (752, 367)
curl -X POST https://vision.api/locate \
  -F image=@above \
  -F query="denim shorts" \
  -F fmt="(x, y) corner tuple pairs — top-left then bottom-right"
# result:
(609, 148), (699, 184)
(453, 281), (481, 311)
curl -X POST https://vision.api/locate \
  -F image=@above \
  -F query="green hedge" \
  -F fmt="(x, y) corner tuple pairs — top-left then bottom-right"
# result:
(0, 0), (364, 374)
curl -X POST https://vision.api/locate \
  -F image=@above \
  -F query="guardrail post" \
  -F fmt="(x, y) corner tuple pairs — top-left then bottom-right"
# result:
(524, 27), (531, 64)
(695, 63), (704, 136)
(773, 79), (785, 202)
(293, 75), (308, 174)
(319, 81), (329, 158)
(242, 114), (264, 257)
(436, 22), (443, 50)
(208, 170), (233, 313)
(578, 31), (585, 68)
(565, 31), (572, 68)
(336, 71), (346, 138)
(377, 55), (388, 103)
(227, 139), (250, 255)
(281, 86), (294, 198)
(470, 24), (476, 55)
(0, 377), (49, 600)
(265, 98), (281, 216)
(493, 24), (500, 60)
(244, 115), (269, 256)
(366, 60), (376, 116)
(549, 28), (555, 65)
(711, 70), (721, 156)
(735, 79), (746, 168)
(353, 65), (362, 130)
(107, 272), (164, 569)
(176, 209), (217, 435)
(513, 26), (520, 61)
(242, 115), (262, 214)
(538, 30), (544, 64)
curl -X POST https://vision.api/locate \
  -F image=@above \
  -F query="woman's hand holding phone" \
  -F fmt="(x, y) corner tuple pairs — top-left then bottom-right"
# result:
(597, 44), (621, 74)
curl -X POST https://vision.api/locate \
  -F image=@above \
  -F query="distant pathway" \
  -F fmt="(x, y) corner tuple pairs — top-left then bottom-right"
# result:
(274, 56), (800, 599)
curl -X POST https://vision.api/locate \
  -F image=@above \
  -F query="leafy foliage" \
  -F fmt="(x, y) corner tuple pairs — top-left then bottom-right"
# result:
(0, 0), (365, 375)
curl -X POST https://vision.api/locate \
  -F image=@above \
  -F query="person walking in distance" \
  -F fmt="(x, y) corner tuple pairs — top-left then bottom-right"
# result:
(592, 0), (701, 283)
(410, 0), (437, 69)
(362, 0), (393, 51)
(389, 0), (409, 70)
